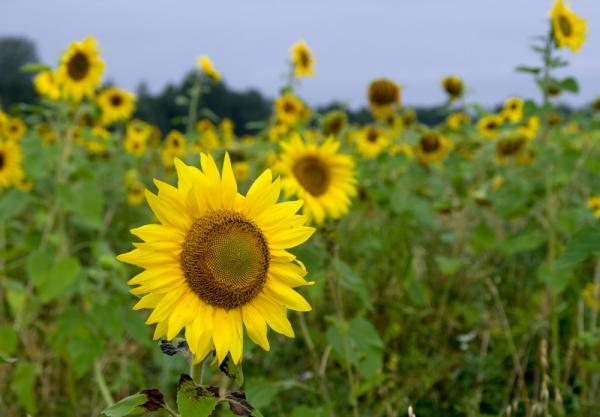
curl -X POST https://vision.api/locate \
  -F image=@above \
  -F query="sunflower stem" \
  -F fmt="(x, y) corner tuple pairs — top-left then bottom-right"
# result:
(94, 359), (114, 406)
(186, 72), (204, 137)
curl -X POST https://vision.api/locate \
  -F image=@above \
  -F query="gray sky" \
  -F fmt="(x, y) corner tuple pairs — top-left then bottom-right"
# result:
(2, 0), (599, 108)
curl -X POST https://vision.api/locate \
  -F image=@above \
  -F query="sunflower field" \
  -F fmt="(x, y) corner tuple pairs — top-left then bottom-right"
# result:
(1, 1), (600, 417)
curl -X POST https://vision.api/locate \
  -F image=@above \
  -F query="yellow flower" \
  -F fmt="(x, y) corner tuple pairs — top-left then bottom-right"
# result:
(275, 95), (306, 126)
(582, 282), (600, 310)
(477, 115), (502, 140)
(117, 154), (315, 364)
(492, 175), (505, 191)
(495, 132), (528, 164)
(196, 119), (216, 134)
(233, 161), (250, 182)
(2, 117), (27, 142)
(290, 40), (315, 78)
(55, 36), (105, 102)
(127, 181), (146, 207)
(414, 131), (452, 164)
(201, 130), (220, 154)
(402, 109), (417, 128)
(96, 87), (135, 125)
(198, 55), (221, 83)
(446, 112), (471, 130)
(550, 0), (586, 53)
(519, 116), (540, 140)
(85, 127), (111, 155)
(276, 134), (356, 224)
(37, 124), (57, 145)
(441, 75), (464, 101)
(321, 110), (348, 138)
(124, 133), (148, 157)
(220, 118), (235, 145)
(368, 79), (401, 119)
(124, 168), (140, 186)
(501, 97), (524, 124)
(592, 97), (600, 112)
(389, 143), (414, 159)
(269, 122), (291, 143)
(161, 131), (187, 167)
(356, 126), (389, 159)
(0, 140), (24, 189)
(33, 70), (61, 100)
(587, 196), (600, 218)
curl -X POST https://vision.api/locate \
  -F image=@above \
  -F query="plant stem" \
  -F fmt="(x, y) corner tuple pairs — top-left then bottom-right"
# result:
(186, 73), (203, 136)
(94, 360), (114, 406)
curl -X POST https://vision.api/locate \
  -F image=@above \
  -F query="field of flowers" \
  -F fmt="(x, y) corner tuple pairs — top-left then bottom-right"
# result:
(0, 1), (599, 416)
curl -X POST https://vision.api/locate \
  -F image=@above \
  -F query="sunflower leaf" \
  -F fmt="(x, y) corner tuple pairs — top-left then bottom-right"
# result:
(177, 375), (219, 417)
(101, 389), (164, 417)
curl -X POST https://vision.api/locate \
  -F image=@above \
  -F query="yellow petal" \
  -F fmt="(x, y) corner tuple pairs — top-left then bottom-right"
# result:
(242, 304), (270, 351)
(212, 308), (232, 364)
(265, 279), (312, 311)
(221, 152), (238, 208)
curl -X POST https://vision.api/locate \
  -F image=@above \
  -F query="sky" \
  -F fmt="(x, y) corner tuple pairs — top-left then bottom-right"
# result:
(2, 0), (599, 108)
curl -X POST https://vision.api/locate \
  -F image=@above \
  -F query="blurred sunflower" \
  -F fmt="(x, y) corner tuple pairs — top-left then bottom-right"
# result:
(446, 112), (471, 130)
(233, 161), (250, 182)
(3, 117), (27, 142)
(550, 0), (586, 53)
(85, 127), (111, 155)
(592, 98), (600, 112)
(33, 70), (61, 100)
(495, 133), (528, 164)
(117, 154), (315, 364)
(162, 130), (187, 167)
(368, 79), (401, 119)
(477, 115), (502, 140)
(55, 36), (104, 101)
(124, 134), (148, 157)
(356, 126), (388, 159)
(290, 40), (315, 78)
(0, 140), (24, 189)
(276, 134), (356, 224)
(37, 124), (57, 145)
(587, 196), (600, 218)
(321, 110), (348, 138)
(97, 87), (135, 125)
(220, 118), (235, 146)
(403, 109), (417, 128)
(441, 75), (464, 101)
(127, 181), (146, 207)
(198, 55), (221, 83)
(547, 112), (562, 126)
(501, 97), (524, 123)
(201, 130), (220, 153)
(385, 113), (404, 137)
(389, 143), (414, 159)
(519, 116), (540, 140)
(414, 131), (452, 164)
(275, 95), (306, 126)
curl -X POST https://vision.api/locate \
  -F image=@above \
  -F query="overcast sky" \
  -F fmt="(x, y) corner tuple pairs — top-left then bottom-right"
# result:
(2, 0), (599, 108)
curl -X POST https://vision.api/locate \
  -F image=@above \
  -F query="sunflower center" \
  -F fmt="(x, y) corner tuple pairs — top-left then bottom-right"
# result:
(0, 152), (5, 170)
(180, 210), (269, 310)
(110, 94), (123, 107)
(558, 15), (572, 37)
(283, 101), (296, 114)
(367, 130), (379, 143)
(299, 50), (310, 67)
(292, 156), (330, 197)
(67, 52), (90, 81)
(421, 134), (440, 153)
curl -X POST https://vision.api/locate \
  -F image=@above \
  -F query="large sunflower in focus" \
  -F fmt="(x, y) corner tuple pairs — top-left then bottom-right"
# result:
(55, 37), (105, 102)
(368, 79), (400, 119)
(276, 134), (356, 224)
(0, 140), (24, 189)
(550, 0), (586, 53)
(290, 40), (315, 78)
(118, 154), (315, 364)
(97, 87), (135, 125)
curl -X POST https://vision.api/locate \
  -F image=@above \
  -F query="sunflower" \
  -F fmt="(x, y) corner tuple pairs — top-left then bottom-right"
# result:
(414, 131), (452, 164)
(356, 126), (389, 159)
(518, 116), (540, 140)
(2, 117), (27, 142)
(586, 196), (600, 218)
(55, 37), (104, 102)
(477, 115), (502, 140)
(220, 118), (235, 146)
(124, 134), (148, 157)
(275, 95), (306, 126)
(290, 40), (315, 78)
(441, 75), (464, 101)
(501, 97), (524, 123)
(127, 181), (146, 207)
(389, 143), (414, 159)
(403, 109), (417, 128)
(446, 112), (471, 130)
(495, 133), (528, 164)
(592, 98), (600, 112)
(161, 131), (187, 167)
(201, 130), (220, 154)
(97, 87), (136, 125)
(368, 79), (401, 119)
(550, 0), (586, 53)
(85, 127), (111, 155)
(233, 161), (250, 182)
(547, 112), (562, 126)
(34, 70), (61, 100)
(197, 119), (216, 134)
(321, 110), (348, 138)
(117, 154), (315, 364)
(37, 124), (57, 145)
(275, 134), (356, 224)
(198, 56), (221, 83)
(0, 140), (24, 189)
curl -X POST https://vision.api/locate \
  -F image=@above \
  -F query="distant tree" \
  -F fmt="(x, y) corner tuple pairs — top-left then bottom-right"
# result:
(0, 36), (38, 108)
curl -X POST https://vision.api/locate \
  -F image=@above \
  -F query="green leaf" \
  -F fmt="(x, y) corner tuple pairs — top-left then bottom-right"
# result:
(58, 180), (104, 228)
(435, 256), (463, 275)
(177, 376), (219, 417)
(20, 63), (51, 73)
(0, 354), (17, 364)
(101, 390), (164, 417)
(219, 354), (244, 386)
(0, 324), (19, 356)
(36, 256), (81, 303)
(499, 229), (545, 255)
(561, 77), (579, 93)
(0, 189), (29, 221)
(12, 362), (39, 414)
(556, 225), (600, 269)
(26, 251), (54, 286)
(515, 65), (541, 74)
(537, 263), (571, 294)
(244, 378), (281, 410)
(334, 258), (373, 310)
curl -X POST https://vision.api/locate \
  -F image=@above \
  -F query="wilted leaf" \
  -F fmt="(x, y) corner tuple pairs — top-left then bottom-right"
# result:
(102, 389), (164, 417)
(177, 375), (219, 417)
